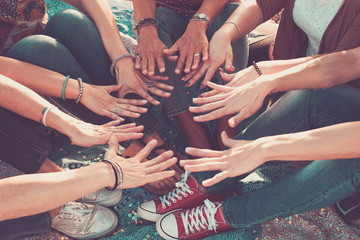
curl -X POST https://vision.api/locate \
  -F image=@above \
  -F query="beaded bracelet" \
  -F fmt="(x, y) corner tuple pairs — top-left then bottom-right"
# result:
(252, 61), (262, 76)
(75, 78), (83, 104)
(103, 159), (119, 191)
(62, 76), (70, 101)
(134, 18), (158, 31)
(110, 54), (135, 77)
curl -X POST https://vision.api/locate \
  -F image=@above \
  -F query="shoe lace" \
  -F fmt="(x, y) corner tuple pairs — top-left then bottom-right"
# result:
(59, 203), (92, 221)
(159, 171), (193, 209)
(181, 199), (220, 235)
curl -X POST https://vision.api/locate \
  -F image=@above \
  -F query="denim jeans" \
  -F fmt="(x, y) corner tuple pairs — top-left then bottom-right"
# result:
(194, 85), (360, 229)
(0, 9), (158, 238)
(155, 3), (248, 117)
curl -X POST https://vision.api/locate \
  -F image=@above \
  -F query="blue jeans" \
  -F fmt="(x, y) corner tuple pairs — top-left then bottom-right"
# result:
(155, 3), (248, 117)
(194, 85), (360, 230)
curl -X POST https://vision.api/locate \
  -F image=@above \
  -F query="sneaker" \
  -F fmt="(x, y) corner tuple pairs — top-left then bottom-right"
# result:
(79, 188), (123, 207)
(156, 199), (232, 240)
(52, 202), (118, 239)
(138, 171), (225, 222)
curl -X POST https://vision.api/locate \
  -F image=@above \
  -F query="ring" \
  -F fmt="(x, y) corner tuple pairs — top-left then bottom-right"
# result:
(114, 106), (120, 115)
(110, 126), (116, 130)
(147, 82), (155, 91)
(194, 53), (200, 57)
(135, 53), (141, 58)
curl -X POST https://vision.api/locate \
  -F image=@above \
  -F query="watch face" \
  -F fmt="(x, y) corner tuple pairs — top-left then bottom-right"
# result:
(198, 13), (206, 18)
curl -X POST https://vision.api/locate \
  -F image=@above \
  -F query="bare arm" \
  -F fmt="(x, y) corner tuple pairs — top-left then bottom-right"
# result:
(182, 121), (360, 186)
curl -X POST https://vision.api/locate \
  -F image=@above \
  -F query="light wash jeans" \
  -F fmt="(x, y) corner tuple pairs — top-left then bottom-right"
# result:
(194, 85), (360, 231)
(155, 3), (249, 117)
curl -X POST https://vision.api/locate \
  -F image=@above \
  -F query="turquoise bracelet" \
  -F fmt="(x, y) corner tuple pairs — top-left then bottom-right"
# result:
(62, 75), (70, 101)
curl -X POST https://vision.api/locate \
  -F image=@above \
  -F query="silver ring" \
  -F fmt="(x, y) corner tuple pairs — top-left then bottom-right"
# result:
(194, 53), (200, 57)
(147, 82), (154, 91)
(110, 126), (116, 130)
(135, 53), (141, 58)
(114, 106), (120, 115)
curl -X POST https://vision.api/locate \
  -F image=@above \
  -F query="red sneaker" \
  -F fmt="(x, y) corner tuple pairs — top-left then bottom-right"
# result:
(138, 171), (225, 222)
(156, 199), (232, 239)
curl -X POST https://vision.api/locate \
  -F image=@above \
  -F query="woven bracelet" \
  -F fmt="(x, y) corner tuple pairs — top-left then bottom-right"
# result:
(252, 61), (262, 76)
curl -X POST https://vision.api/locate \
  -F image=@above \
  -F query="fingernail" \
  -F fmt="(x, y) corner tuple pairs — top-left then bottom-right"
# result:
(185, 82), (191, 87)
(219, 67), (225, 73)
(200, 84), (206, 89)
(181, 77), (185, 81)
(175, 70), (181, 74)
(166, 92), (171, 96)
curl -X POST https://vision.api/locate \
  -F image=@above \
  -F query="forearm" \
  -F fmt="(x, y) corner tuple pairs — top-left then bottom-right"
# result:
(258, 122), (360, 162)
(197, 0), (227, 25)
(0, 57), (81, 99)
(133, 0), (158, 39)
(265, 49), (360, 93)
(0, 162), (114, 221)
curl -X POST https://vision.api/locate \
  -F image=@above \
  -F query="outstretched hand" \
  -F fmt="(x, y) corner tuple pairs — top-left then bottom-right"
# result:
(180, 132), (265, 187)
(105, 136), (177, 189)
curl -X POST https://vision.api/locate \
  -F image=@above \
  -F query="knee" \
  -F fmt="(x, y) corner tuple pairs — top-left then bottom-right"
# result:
(6, 35), (59, 61)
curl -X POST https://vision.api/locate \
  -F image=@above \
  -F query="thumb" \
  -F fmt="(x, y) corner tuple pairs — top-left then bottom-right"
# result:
(107, 84), (123, 93)
(220, 69), (236, 82)
(221, 131), (239, 148)
(163, 43), (179, 56)
(105, 135), (119, 159)
(224, 53), (235, 72)
(229, 111), (248, 128)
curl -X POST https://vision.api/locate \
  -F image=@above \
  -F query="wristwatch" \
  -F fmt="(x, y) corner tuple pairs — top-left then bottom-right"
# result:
(191, 13), (210, 28)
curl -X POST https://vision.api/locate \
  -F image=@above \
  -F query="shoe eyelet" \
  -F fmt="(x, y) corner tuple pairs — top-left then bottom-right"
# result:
(162, 206), (166, 209)
(189, 190), (194, 195)
(172, 199), (177, 203)
(184, 194), (188, 197)
(178, 197), (182, 200)
(191, 230), (195, 233)
(167, 203), (171, 206)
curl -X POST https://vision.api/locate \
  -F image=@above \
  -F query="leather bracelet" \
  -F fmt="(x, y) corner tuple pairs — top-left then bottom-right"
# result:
(110, 53), (135, 77)
(111, 160), (124, 189)
(134, 18), (158, 31)
(103, 160), (119, 191)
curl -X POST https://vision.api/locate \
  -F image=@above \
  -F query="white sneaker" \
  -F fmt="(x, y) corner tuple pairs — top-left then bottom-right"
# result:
(52, 202), (118, 239)
(79, 188), (123, 207)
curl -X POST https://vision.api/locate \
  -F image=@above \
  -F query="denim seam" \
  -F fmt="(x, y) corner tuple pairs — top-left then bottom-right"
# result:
(167, 105), (190, 118)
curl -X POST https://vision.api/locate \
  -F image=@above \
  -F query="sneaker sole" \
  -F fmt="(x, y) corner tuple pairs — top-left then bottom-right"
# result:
(156, 214), (178, 240)
(137, 205), (163, 222)
(82, 190), (123, 207)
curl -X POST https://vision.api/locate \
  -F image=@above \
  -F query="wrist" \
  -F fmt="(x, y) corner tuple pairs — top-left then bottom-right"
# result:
(188, 20), (207, 33)
(98, 162), (117, 189)
(138, 25), (158, 37)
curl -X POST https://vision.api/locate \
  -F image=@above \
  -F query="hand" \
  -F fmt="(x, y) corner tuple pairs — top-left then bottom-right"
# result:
(105, 136), (178, 189)
(135, 27), (168, 76)
(180, 132), (265, 187)
(182, 31), (234, 89)
(198, 65), (259, 98)
(66, 120), (144, 147)
(190, 77), (270, 127)
(164, 21), (208, 74)
(116, 58), (173, 105)
(81, 83), (148, 119)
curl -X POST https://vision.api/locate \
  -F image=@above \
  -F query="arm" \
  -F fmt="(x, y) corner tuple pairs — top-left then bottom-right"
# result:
(62, 0), (172, 105)
(0, 57), (148, 119)
(0, 74), (144, 146)
(182, 121), (360, 187)
(0, 136), (176, 221)
(190, 47), (360, 127)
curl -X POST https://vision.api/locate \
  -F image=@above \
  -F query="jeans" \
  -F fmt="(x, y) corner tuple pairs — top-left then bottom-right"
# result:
(155, 3), (248, 117)
(194, 85), (360, 229)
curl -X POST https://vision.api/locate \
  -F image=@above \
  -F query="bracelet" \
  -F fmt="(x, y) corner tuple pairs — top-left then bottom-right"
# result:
(75, 78), (83, 104)
(134, 18), (158, 31)
(252, 61), (262, 76)
(224, 21), (241, 38)
(62, 75), (70, 101)
(111, 160), (124, 189)
(110, 53), (135, 77)
(40, 106), (57, 127)
(189, 18), (210, 28)
(103, 160), (119, 191)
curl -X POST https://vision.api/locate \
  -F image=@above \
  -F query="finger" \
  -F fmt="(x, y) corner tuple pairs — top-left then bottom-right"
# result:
(147, 57), (156, 76)
(141, 57), (148, 75)
(175, 55), (186, 74)
(101, 120), (122, 127)
(113, 108), (141, 118)
(135, 54), (141, 70)
(186, 64), (208, 87)
(118, 104), (148, 114)
(117, 98), (148, 106)
(156, 56), (166, 73)
(149, 87), (171, 98)
(135, 139), (158, 161)
(138, 88), (160, 105)
(144, 170), (176, 185)
(224, 53), (235, 72)
(229, 109), (250, 128)
(221, 131), (240, 148)
(104, 110), (125, 121)
(106, 84), (123, 93)
(197, 89), (220, 98)
(184, 54), (194, 73)
(200, 67), (218, 89)
(202, 45), (209, 61)
(145, 157), (177, 174)
(202, 171), (229, 187)
(185, 147), (223, 158)
(149, 74), (169, 81)
(182, 70), (196, 82)
(193, 107), (228, 122)
(166, 55), (179, 62)
(189, 101), (224, 113)
(152, 81), (174, 91)
(115, 132), (144, 142)
(207, 81), (232, 92)
(163, 46), (178, 56)
(191, 54), (201, 70)
(183, 161), (226, 172)
(105, 135), (119, 159)
(192, 93), (227, 105)
(143, 150), (174, 167)
(118, 125), (144, 133)
(220, 70), (236, 82)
